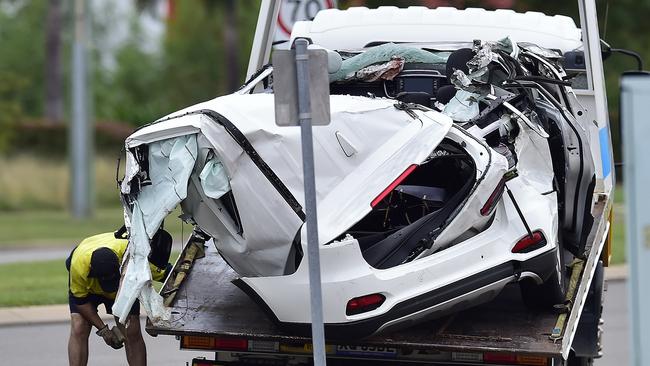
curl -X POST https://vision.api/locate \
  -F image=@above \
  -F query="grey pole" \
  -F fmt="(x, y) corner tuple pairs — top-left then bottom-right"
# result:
(622, 72), (650, 366)
(294, 38), (327, 366)
(71, 0), (92, 218)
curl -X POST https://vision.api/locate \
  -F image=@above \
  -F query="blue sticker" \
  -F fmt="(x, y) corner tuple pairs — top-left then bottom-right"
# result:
(599, 127), (612, 178)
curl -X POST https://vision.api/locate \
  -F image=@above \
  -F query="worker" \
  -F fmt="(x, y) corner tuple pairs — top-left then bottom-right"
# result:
(66, 226), (172, 366)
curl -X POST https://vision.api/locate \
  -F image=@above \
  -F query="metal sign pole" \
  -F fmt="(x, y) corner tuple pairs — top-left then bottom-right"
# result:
(71, 0), (91, 218)
(294, 38), (327, 366)
(622, 72), (650, 366)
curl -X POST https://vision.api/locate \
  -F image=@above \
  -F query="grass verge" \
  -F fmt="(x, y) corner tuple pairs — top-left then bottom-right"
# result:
(609, 186), (625, 265)
(0, 259), (68, 307)
(0, 254), (179, 307)
(610, 219), (625, 265)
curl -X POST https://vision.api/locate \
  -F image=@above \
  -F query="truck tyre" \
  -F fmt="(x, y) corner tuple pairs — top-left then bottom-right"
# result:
(568, 354), (594, 366)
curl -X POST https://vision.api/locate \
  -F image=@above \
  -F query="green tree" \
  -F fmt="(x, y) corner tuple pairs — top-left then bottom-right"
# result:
(0, 73), (24, 151)
(0, 1), (47, 118)
(93, 20), (166, 126)
(161, 1), (226, 111)
(159, 0), (259, 115)
(45, 0), (64, 123)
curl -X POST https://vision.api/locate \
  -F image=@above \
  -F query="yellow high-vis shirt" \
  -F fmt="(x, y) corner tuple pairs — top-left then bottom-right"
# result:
(69, 233), (127, 300)
(68, 232), (168, 301)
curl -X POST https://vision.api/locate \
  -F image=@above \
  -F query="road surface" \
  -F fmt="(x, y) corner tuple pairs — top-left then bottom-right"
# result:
(0, 246), (71, 264)
(0, 318), (214, 365)
(597, 279), (629, 365)
(0, 281), (628, 365)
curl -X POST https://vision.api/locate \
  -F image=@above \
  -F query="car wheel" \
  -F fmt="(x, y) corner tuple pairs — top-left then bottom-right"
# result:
(520, 242), (568, 309)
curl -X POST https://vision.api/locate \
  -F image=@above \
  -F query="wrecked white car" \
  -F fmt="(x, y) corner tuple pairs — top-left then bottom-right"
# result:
(113, 8), (601, 339)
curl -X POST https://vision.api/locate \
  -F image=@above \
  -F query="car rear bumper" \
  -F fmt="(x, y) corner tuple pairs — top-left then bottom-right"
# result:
(235, 248), (558, 340)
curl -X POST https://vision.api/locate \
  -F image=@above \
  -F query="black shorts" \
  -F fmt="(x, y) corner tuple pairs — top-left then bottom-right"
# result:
(68, 293), (140, 316)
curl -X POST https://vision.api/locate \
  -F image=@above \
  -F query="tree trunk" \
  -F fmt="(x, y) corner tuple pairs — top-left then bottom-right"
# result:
(224, 0), (239, 93)
(45, 0), (63, 123)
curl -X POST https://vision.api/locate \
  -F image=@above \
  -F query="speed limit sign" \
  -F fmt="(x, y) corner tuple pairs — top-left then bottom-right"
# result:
(275, 0), (337, 44)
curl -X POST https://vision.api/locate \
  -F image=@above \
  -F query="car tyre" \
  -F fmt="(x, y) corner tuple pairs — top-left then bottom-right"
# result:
(520, 243), (568, 309)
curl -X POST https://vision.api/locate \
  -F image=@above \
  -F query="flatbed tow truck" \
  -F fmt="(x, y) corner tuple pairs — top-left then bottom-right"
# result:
(148, 197), (609, 366)
(144, 1), (616, 365)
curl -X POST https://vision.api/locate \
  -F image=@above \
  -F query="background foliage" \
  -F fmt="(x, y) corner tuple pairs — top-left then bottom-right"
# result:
(1, 1), (645, 140)
(0, 0), (644, 211)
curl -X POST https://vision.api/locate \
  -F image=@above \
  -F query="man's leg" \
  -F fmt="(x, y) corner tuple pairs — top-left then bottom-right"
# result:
(68, 313), (92, 366)
(123, 315), (146, 366)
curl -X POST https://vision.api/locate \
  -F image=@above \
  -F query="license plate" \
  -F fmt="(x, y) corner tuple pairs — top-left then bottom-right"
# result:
(336, 345), (398, 358)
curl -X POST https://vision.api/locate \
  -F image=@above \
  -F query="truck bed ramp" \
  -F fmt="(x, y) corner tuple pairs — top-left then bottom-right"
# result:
(147, 197), (609, 363)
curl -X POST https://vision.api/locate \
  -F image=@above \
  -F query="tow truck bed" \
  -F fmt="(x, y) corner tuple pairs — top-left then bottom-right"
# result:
(147, 197), (610, 363)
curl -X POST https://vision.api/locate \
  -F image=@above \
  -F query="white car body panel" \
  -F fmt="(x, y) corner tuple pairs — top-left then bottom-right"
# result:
(242, 173), (558, 324)
(125, 93), (454, 277)
(241, 122), (557, 326)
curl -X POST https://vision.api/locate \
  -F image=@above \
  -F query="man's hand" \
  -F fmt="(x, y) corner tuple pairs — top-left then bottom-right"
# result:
(96, 325), (124, 349)
(111, 325), (126, 344)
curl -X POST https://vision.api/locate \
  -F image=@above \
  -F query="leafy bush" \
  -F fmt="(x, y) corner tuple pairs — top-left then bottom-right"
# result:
(5, 120), (132, 158)
(0, 72), (25, 152)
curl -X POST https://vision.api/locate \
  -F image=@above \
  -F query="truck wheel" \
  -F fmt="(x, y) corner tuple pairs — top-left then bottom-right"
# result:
(520, 243), (567, 309)
(567, 354), (594, 366)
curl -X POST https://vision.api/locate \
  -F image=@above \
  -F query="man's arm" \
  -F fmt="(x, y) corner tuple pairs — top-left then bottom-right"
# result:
(75, 298), (123, 349)
(69, 261), (105, 330)
(75, 302), (105, 330)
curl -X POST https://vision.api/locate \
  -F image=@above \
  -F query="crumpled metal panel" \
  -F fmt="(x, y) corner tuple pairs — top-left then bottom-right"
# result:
(123, 94), (454, 279)
(449, 37), (519, 96)
(113, 134), (198, 324)
(120, 150), (139, 195)
(186, 125), (304, 277)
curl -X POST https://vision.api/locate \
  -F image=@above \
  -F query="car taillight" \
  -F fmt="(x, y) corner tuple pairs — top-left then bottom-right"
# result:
(371, 165), (418, 207)
(511, 231), (547, 253)
(480, 176), (507, 216)
(346, 293), (386, 315)
(480, 170), (519, 216)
